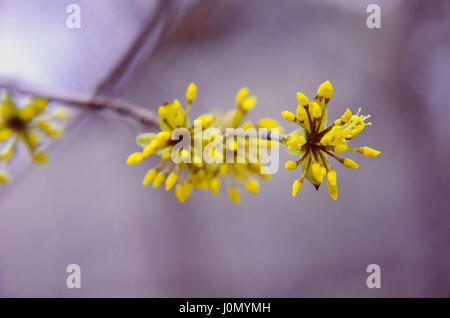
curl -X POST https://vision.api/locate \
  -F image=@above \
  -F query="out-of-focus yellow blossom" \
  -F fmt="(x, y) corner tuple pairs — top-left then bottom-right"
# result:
(127, 83), (281, 203)
(282, 81), (380, 200)
(0, 91), (69, 184)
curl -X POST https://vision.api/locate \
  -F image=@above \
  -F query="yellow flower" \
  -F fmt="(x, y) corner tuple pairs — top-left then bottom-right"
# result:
(127, 84), (280, 203)
(0, 91), (69, 183)
(127, 83), (214, 202)
(282, 81), (380, 200)
(207, 87), (282, 203)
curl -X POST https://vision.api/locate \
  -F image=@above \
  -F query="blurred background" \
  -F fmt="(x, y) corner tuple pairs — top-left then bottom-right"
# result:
(0, 0), (448, 297)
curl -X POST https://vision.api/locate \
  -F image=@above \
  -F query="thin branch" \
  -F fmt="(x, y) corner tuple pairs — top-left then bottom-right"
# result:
(0, 1), (177, 130)
(95, 0), (173, 95)
(0, 78), (160, 129)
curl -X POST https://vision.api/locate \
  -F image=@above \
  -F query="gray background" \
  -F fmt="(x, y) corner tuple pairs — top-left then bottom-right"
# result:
(0, 0), (448, 297)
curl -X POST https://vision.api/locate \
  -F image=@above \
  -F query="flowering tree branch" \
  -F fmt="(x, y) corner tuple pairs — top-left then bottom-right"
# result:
(0, 78), (381, 203)
(0, 1), (176, 130)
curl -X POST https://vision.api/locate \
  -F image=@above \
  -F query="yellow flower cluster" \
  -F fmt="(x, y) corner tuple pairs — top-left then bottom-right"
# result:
(127, 83), (281, 203)
(282, 81), (380, 200)
(213, 87), (282, 203)
(0, 92), (69, 184)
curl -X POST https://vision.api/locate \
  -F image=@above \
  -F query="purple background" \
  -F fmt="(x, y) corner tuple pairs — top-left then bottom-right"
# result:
(0, 0), (449, 297)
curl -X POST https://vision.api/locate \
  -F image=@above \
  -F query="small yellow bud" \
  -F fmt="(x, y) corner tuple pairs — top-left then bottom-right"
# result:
(317, 80), (334, 99)
(256, 118), (280, 130)
(296, 105), (308, 122)
(236, 87), (249, 105)
(32, 152), (48, 164)
(228, 186), (241, 203)
(361, 147), (381, 157)
(175, 183), (193, 202)
(0, 129), (13, 142)
(210, 177), (221, 195)
(201, 115), (215, 128)
(175, 183), (184, 201)
(28, 97), (48, 113)
(327, 169), (337, 186)
(296, 92), (309, 106)
(153, 172), (166, 188)
(142, 169), (157, 186)
(19, 106), (36, 122)
(241, 95), (257, 112)
(161, 150), (172, 161)
(292, 179), (303, 197)
(312, 163), (325, 183)
(165, 172), (178, 191)
(180, 149), (190, 161)
(245, 179), (260, 194)
(175, 112), (185, 126)
(343, 158), (359, 169)
(334, 145), (348, 154)
(158, 106), (167, 120)
(341, 108), (352, 123)
(311, 162), (320, 179)
(175, 185), (184, 202)
(0, 171), (10, 184)
(152, 139), (161, 149)
(186, 82), (197, 102)
(127, 152), (144, 165)
(282, 111), (296, 122)
(219, 164), (229, 175)
(334, 118), (342, 126)
(311, 101), (322, 119)
(285, 160), (298, 170)
(327, 183), (338, 200)
(142, 144), (156, 158)
(157, 131), (171, 142)
(172, 99), (182, 113)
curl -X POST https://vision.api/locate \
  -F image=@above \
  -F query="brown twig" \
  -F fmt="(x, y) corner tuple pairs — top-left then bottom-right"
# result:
(0, 78), (160, 128)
